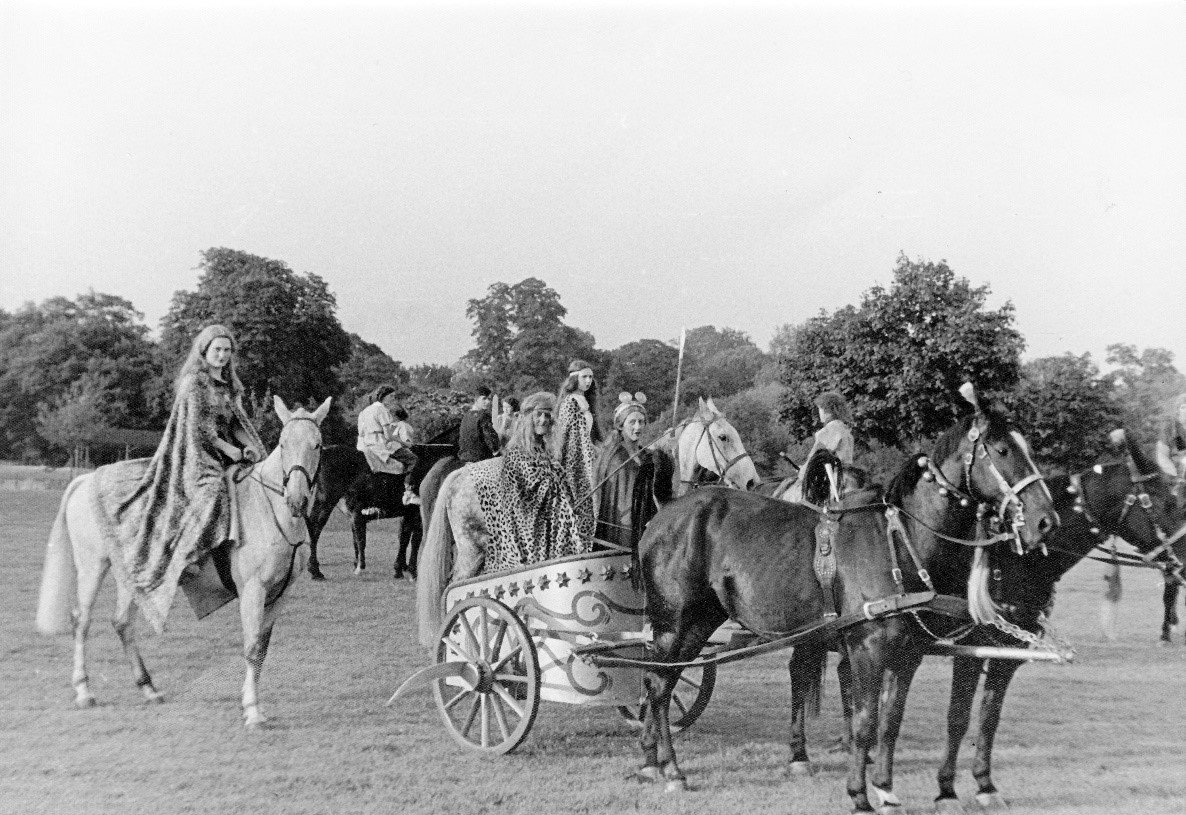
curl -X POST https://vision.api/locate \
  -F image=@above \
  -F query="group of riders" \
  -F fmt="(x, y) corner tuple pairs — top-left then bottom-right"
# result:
(133, 324), (1186, 594)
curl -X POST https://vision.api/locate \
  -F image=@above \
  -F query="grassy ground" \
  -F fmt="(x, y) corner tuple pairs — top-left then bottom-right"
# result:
(2, 489), (1184, 815)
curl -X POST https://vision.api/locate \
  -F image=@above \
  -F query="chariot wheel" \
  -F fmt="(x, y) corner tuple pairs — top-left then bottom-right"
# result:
(433, 596), (541, 754)
(617, 663), (716, 733)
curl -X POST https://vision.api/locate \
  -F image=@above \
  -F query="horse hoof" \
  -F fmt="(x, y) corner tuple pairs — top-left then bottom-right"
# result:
(664, 777), (688, 793)
(353, 567), (363, 575)
(935, 799), (966, 815)
(143, 689), (165, 704)
(872, 786), (905, 813)
(632, 766), (662, 784)
(244, 714), (268, 730)
(788, 760), (815, 777)
(974, 792), (1007, 810)
(75, 696), (97, 709)
(310, 570), (326, 582)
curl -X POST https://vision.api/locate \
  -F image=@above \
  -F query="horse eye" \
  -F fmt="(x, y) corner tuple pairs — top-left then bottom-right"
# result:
(996, 445), (1009, 456)
(718, 434), (728, 443)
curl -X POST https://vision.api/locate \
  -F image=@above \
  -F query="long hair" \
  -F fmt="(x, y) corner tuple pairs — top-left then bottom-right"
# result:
(814, 390), (852, 423)
(176, 324), (245, 396)
(557, 359), (603, 444)
(507, 392), (555, 455)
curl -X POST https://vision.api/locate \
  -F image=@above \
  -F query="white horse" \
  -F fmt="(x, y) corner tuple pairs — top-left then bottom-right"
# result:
(415, 397), (758, 646)
(35, 395), (330, 728)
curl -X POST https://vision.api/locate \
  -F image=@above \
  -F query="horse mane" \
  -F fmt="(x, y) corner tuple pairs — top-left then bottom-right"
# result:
(1123, 431), (1159, 477)
(802, 449), (840, 505)
(884, 409), (1012, 506)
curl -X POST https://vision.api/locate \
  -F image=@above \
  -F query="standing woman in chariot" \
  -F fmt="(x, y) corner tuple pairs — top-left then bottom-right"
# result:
(553, 359), (602, 539)
(95, 324), (266, 627)
(1155, 392), (1186, 488)
(593, 392), (670, 550)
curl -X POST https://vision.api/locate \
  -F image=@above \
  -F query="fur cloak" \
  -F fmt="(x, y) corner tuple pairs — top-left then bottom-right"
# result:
(91, 369), (264, 633)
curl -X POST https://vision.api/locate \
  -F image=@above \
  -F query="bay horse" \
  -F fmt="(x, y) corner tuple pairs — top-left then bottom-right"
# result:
(34, 395), (330, 728)
(634, 397), (1058, 813)
(415, 400), (759, 647)
(305, 423), (459, 580)
(933, 430), (1186, 813)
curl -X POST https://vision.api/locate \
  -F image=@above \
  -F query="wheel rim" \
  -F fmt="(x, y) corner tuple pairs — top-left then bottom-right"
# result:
(433, 596), (540, 754)
(618, 663), (716, 733)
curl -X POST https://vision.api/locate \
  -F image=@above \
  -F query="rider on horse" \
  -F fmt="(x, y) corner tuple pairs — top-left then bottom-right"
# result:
(779, 390), (855, 504)
(356, 385), (419, 510)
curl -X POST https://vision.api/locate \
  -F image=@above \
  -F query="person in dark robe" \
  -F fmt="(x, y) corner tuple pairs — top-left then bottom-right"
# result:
(593, 391), (670, 551)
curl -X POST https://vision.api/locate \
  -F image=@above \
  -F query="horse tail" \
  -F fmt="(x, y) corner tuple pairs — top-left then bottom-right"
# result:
(791, 641), (828, 720)
(36, 476), (85, 635)
(416, 468), (459, 648)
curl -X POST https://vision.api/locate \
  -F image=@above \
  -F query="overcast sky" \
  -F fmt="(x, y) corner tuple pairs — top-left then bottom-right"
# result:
(3, 0), (1183, 369)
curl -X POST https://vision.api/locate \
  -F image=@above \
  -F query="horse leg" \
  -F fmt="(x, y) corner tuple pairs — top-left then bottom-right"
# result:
(843, 631), (886, 813)
(831, 646), (855, 754)
(404, 513), (422, 580)
(867, 645), (923, 814)
(1162, 578), (1179, 643)
(394, 513), (409, 579)
(239, 580), (274, 728)
(787, 641), (829, 776)
(352, 513), (368, 575)
(71, 553), (109, 709)
(112, 582), (163, 704)
(935, 656), (984, 813)
(306, 502), (334, 582)
(970, 659), (1022, 810)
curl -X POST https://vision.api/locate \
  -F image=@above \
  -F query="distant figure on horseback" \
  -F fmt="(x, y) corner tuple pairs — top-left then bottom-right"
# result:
(1155, 392), (1186, 495)
(357, 385), (418, 510)
(553, 359), (602, 541)
(778, 390), (856, 504)
(457, 385), (502, 464)
(594, 391), (672, 550)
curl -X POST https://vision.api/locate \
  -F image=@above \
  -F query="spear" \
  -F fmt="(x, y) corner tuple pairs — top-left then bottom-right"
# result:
(671, 327), (687, 427)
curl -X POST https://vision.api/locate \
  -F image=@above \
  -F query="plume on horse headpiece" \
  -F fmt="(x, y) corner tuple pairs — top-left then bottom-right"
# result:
(614, 391), (648, 426)
(958, 381), (980, 413)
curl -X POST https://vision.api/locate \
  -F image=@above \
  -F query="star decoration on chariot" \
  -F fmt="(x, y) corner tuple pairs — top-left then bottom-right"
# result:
(576, 567), (593, 584)
(556, 572), (570, 587)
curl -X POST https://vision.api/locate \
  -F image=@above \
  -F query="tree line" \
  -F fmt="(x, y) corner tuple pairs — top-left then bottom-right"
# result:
(2, 248), (1181, 476)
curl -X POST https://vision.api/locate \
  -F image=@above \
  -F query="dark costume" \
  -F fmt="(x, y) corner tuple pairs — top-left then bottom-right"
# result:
(91, 369), (264, 633)
(593, 434), (672, 550)
(470, 447), (593, 572)
(458, 408), (501, 463)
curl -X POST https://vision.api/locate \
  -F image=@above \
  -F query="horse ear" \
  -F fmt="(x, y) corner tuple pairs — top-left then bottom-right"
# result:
(274, 395), (292, 425)
(1108, 428), (1126, 447)
(958, 382), (980, 412)
(311, 396), (333, 425)
(698, 396), (707, 413)
(706, 397), (720, 415)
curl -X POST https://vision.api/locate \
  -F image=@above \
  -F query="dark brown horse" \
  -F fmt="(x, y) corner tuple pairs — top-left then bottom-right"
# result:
(933, 431), (1186, 813)
(634, 402), (1058, 813)
(306, 425), (458, 580)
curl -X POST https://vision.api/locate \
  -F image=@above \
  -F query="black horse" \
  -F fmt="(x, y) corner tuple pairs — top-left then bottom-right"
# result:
(306, 424), (459, 580)
(634, 403), (1058, 813)
(933, 432), (1186, 812)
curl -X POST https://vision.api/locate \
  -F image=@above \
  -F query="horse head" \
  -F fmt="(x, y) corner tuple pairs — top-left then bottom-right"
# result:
(675, 397), (759, 493)
(272, 395), (332, 519)
(924, 384), (1058, 552)
(1072, 429), (1186, 573)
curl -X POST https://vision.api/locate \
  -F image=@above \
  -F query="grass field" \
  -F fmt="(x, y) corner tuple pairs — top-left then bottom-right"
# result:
(2, 489), (1185, 815)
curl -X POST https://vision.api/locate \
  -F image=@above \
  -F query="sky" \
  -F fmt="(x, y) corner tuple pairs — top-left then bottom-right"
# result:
(2, 0), (1184, 370)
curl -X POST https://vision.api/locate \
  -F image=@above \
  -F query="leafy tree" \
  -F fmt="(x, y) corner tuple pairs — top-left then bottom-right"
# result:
(0, 292), (158, 460)
(603, 339), (680, 416)
(160, 248), (353, 444)
(716, 384), (795, 472)
(1012, 353), (1122, 472)
(678, 326), (767, 402)
(1101, 344), (1186, 444)
(36, 373), (117, 467)
(408, 363), (454, 391)
(779, 254), (1024, 448)
(335, 333), (409, 412)
(463, 277), (605, 394)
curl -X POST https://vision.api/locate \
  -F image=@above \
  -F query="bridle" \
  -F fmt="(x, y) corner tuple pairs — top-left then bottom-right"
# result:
(916, 418), (1052, 553)
(247, 415), (323, 517)
(1070, 460), (1186, 584)
(680, 415), (753, 489)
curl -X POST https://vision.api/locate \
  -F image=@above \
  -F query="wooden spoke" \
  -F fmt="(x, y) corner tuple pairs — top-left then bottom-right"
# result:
(479, 607), (491, 661)
(442, 687), (472, 712)
(493, 673), (527, 683)
(489, 618), (508, 660)
(490, 694), (511, 740)
(444, 638), (475, 665)
(672, 693), (689, 718)
(479, 695), (490, 748)
(458, 613), (482, 662)
(460, 694), (481, 739)
(490, 644), (524, 674)
(492, 684), (525, 719)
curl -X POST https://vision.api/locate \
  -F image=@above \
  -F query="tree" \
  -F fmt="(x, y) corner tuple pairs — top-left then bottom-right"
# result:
(678, 326), (767, 403)
(335, 333), (409, 412)
(463, 277), (605, 394)
(603, 339), (680, 416)
(0, 292), (159, 461)
(408, 363), (454, 391)
(779, 254), (1024, 448)
(1101, 344), (1186, 445)
(160, 248), (354, 444)
(36, 373), (117, 467)
(1012, 353), (1122, 472)
(716, 384), (794, 472)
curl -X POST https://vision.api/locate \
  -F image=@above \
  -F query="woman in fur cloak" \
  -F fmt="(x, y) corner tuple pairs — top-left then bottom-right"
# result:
(593, 392), (671, 551)
(92, 324), (265, 630)
(551, 359), (601, 541)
